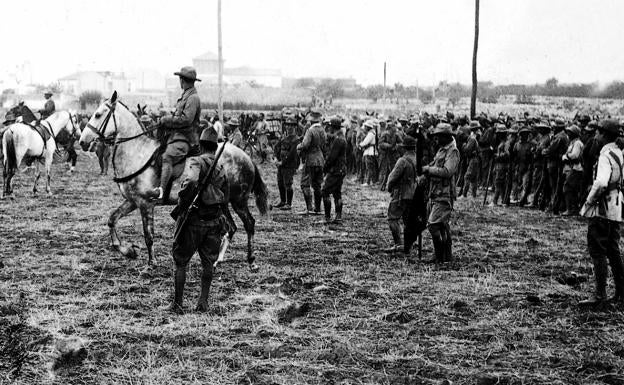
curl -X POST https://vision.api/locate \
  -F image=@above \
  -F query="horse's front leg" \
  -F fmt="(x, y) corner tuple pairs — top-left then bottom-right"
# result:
(139, 204), (155, 265)
(109, 199), (138, 258)
(232, 203), (258, 272)
(44, 154), (53, 195)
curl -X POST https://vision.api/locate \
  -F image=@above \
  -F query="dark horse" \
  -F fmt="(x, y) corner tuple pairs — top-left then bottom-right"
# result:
(78, 91), (268, 270)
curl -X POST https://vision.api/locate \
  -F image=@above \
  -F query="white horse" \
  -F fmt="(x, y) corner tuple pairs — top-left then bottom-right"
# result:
(2, 111), (79, 196)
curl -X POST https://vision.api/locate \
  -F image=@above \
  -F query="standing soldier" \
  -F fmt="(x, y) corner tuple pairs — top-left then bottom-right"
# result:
(297, 110), (326, 215)
(38, 90), (56, 120)
(544, 118), (569, 214)
(359, 120), (378, 186)
(478, 119), (496, 189)
(421, 123), (460, 263)
(529, 121), (552, 209)
(321, 117), (347, 223)
(579, 120), (624, 306)
(503, 126), (518, 205)
(254, 113), (270, 163)
(561, 125), (584, 216)
(227, 118), (244, 148)
(274, 117), (300, 211)
(460, 121), (482, 198)
(386, 136), (419, 253)
(581, 121), (606, 202)
(169, 127), (230, 314)
(378, 120), (403, 191)
(489, 124), (510, 206)
(151, 66), (201, 202)
(353, 118), (366, 183)
(512, 126), (534, 206)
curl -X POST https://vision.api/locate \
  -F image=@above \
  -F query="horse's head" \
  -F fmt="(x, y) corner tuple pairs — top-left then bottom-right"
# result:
(79, 91), (118, 151)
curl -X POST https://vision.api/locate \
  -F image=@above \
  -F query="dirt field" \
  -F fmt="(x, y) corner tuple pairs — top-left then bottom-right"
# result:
(1, 153), (624, 385)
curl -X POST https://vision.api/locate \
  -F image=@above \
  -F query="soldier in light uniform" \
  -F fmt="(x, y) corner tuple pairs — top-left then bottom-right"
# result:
(151, 66), (201, 202)
(322, 117), (347, 223)
(580, 120), (624, 306)
(227, 118), (243, 148)
(169, 127), (230, 314)
(421, 123), (460, 263)
(561, 125), (584, 216)
(38, 91), (55, 120)
(297, 110), (326, 214)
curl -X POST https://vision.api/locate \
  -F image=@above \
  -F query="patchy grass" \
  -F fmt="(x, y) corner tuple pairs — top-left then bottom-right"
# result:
(1, 154), (623, 384)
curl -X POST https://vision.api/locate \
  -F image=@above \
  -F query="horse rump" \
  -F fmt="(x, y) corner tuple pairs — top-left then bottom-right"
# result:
(252, 163), (269, 215)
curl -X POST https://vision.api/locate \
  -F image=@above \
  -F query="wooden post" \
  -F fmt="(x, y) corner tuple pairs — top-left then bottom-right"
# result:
(470, 0), (480, 119)
(217, 0), (224, 123)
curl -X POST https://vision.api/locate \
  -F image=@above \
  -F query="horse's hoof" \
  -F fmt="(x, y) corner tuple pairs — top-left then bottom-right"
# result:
(249, 263), (259, 273)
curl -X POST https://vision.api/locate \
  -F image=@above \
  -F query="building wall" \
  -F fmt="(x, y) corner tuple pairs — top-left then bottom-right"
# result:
(194, 59), (219, 75)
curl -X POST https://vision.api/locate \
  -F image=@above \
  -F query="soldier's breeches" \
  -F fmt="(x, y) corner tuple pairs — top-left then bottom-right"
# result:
(172, 222), (222, 267)
(427, 200), (452, 225)
(278, 167), (296, 191)
(364, 155), (378, 184)
(300, 166), (323, 191)
(163, 141), (190, 165)
(322, 173), (344, 200)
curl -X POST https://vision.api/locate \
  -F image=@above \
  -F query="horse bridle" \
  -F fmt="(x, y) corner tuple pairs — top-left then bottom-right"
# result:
(85, 101), (159, 145)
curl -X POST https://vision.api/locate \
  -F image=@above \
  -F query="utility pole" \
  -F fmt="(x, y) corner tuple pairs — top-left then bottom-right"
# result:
(217, 0), (224, 123)
(470, 0), (480, 119)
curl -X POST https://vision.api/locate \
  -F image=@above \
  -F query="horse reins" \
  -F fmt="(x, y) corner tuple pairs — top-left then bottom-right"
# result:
(86, 101), (160, 145)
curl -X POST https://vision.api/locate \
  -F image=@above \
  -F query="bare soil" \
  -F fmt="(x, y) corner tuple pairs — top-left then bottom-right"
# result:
(1, 154), (623, 385)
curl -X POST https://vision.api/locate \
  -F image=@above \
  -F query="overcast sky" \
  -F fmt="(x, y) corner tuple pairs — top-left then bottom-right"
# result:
(1, 0), (623, 86)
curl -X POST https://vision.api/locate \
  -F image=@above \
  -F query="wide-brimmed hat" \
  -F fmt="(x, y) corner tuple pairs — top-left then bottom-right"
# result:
(401, 136), (417, 148)
(174, 66), (201, 82)
(519, 126), (532, 135)
(565, 125), (581, 137)
(431, 123), (453, 136)
(200, 127), (218, 143)
(468, 120), (482, 131)
(284, 116), (298, 125)
(552, 118), (565, 128)
(227, 118), (240, 127)
(329, 116), (343, 128)
(598, 119), (620, 136)
(363, 119), (376, 130)
(307, 110), (323, 123)
(584, 120), (600, 132)
(44, 90), (53, 96)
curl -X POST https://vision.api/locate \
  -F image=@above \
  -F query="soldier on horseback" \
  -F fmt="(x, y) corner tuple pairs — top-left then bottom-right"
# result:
(38, 90), (56, 120)
(151, 66), (202, 202)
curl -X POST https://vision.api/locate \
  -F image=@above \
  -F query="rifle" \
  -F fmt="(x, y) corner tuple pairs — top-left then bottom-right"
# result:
(415, 126), (424, 261)
(173, 139), (230, 244)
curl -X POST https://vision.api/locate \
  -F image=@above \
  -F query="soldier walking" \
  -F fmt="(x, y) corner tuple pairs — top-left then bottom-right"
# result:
(579, 120), (624, 306)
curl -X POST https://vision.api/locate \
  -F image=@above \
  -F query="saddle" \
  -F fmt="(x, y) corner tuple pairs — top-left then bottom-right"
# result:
(27, 121), (53, 148)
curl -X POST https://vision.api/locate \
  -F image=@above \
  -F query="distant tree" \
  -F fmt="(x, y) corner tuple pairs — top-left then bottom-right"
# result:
(545, 77), (559, 89)
(366, 85), (385, 102)
(79, 90), (103, 110)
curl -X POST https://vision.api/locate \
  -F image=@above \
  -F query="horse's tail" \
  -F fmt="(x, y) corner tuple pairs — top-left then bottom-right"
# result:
(252, 163), (269, 216)
(3, 130), (17, 175)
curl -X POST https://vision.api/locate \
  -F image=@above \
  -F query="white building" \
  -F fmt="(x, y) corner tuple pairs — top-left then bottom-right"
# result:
(58, 71), (136, 96)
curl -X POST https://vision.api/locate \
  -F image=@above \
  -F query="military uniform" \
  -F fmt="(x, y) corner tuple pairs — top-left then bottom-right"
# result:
(461, 132), (480, 198)
(530, 125), (552, 208)
(478, 125), (496, 187)
(359, 122), (378, 185)
(491, 129), (510, 206)
(378, 125), (403, 191)
(39, 95), (55, 120)
(297, 114), (326, 213)
(170, 127), (229, 313)
(544, 121), (569, 213)
(511, 131), (534, 205)
(275, 121), (300, 210)
(386, 137), (419, 251)
(254, 116), (269, 162)
(580, 120), (624, 306)
(424, 124), (460, 263)
(322, 122), (347, 222)
(562, 126), (584, 215)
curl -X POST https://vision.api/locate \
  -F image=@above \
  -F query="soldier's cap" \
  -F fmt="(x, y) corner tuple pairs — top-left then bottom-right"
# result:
(398, 116), (409, 123)
(533, 120), (551, 130)
(199, 119), (210, 128)
(44, 90), (53, 96)
(584, 120), (599, 132)
(200, 126), (218, 143)
(565, 125), (581, 137)
(174, 66), (201, 82)
(598, 119), (620, 136)
(307, 110), (323, 123)
(363, 119), (376, 130)
(468, 120), (481, 130)
(285, 116), (298, 125)
(401, 136), (417, 148)
(329, 115), (343, 128)
(552, 117), (566, 128)
(495, 123), (508, 133)
(227, 118), (240, 127)
(350, 115), (359, 123)
(431, 123), (454, 136)
(519, 126), (532, 134)
(578, 114), (591, 123)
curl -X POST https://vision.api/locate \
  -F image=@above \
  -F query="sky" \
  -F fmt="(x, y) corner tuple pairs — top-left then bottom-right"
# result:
(1, 0), (623, 86)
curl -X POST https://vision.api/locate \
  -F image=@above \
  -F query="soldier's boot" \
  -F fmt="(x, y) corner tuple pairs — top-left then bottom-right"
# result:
(443, 223), (454, 262)
(472, 182), (478, 198)
(313, 190), (322, 215)
(386, 220), (402, 252)
(580, 257), (608, 307)
(150, 161), (173, 200)
(323, 196), (332, 223)
(298, 188), (313, 215)
(333, 198), (343, 223)
(273, 184), (286, 209)
(281, 189), (293, 211)
(610, 255), (624, 304)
